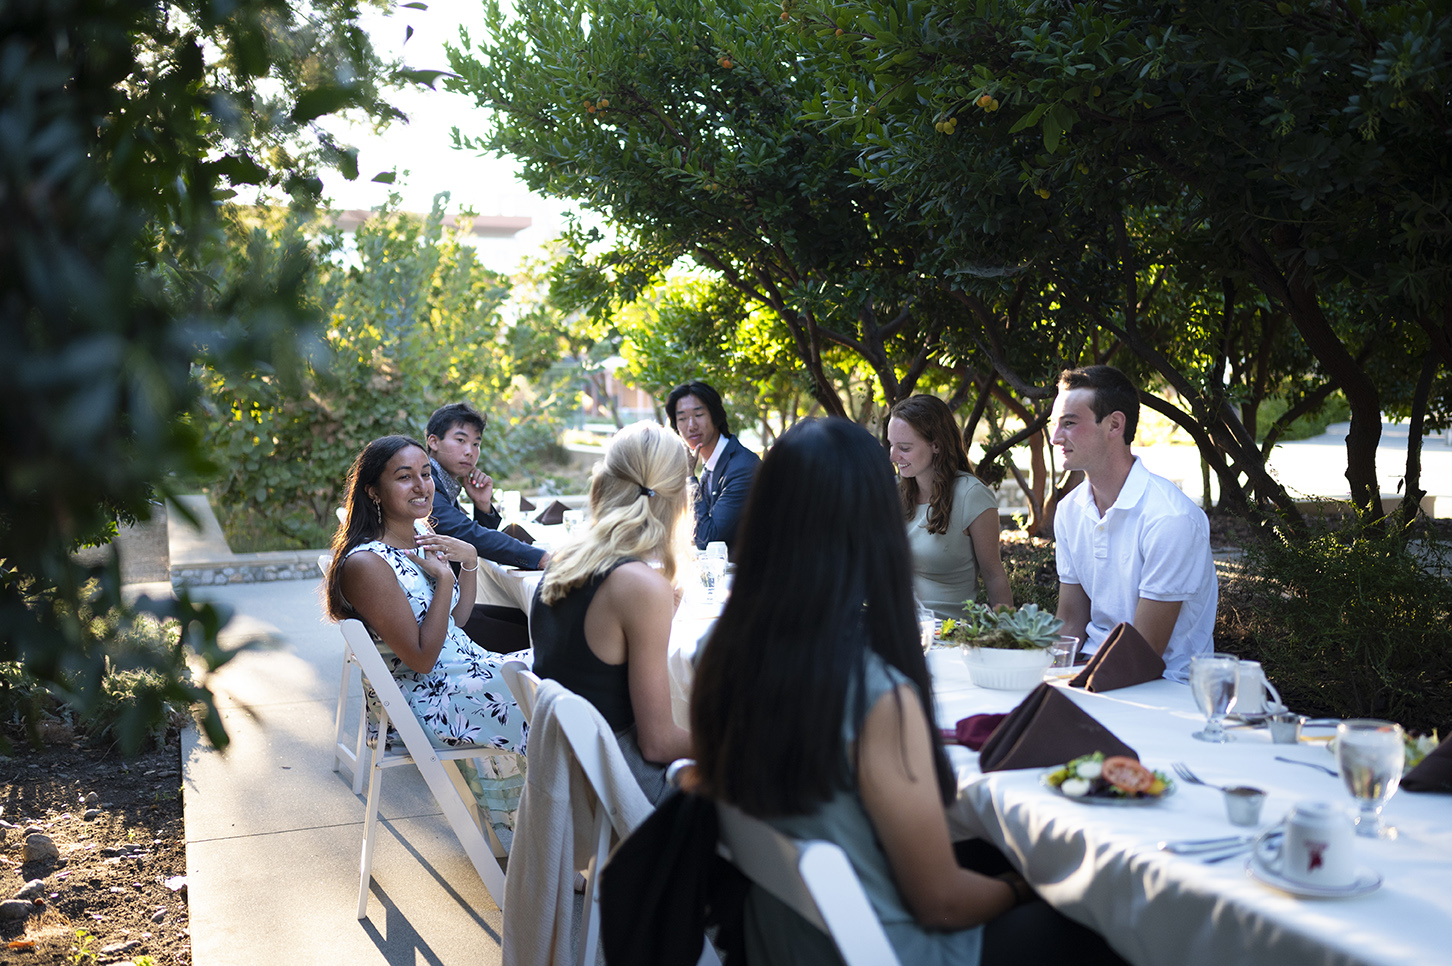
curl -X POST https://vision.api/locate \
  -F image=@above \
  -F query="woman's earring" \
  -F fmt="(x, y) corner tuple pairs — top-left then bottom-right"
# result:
(371, 494), (382, 520)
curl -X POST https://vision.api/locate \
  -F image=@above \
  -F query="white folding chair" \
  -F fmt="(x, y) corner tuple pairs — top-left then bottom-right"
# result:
(338, 619), (512, 919)
(501, 668), (625, 966)
(323, 554), (369, 794)
(715, 801), (902, 966)
(499, 658), (537, 724)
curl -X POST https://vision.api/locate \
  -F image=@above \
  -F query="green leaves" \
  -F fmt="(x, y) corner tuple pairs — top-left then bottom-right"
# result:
(290, 84), (358, 123)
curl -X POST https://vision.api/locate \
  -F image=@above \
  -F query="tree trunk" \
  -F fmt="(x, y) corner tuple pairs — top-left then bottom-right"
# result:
(1242, 231), (1382, 520)
(1396, 351), (1439, 529)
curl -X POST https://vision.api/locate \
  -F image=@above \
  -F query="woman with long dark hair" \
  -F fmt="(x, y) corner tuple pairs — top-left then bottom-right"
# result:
(323, 435), (528, 839)
(691, 418), (1122, 965)
(887, 395), (1011, 620)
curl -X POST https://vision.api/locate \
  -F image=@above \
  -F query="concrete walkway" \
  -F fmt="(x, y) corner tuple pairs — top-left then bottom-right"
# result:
(180, 576), (507, 966)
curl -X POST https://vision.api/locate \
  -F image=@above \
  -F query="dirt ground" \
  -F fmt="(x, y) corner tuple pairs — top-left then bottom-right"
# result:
(0, 737), (187, 966)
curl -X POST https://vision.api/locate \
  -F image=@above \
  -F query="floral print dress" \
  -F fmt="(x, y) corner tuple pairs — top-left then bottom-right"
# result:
(346, 541), (529, 845)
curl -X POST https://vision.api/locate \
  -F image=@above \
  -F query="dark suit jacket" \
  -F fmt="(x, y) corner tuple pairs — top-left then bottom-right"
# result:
(431, 487), (547, 570)
(692, 434), (761, 553)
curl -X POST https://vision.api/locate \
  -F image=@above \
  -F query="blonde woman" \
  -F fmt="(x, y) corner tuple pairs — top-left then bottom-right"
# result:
(529, 421), (694, 803)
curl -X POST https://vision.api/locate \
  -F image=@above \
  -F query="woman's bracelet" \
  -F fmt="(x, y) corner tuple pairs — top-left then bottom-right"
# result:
(459, 561), (479, 573)
(994, 871), (1033, 906)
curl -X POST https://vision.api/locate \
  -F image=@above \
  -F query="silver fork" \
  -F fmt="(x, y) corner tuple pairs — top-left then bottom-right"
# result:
(1274, 755), (1340, 777)
(1171, 761), (1230, 792)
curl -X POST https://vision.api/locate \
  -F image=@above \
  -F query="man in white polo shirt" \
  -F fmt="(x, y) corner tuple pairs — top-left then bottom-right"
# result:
(1051, 365), (1217, 682)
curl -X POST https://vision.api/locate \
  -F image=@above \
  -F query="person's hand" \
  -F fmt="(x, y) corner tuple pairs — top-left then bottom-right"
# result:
(519, 551), (550, 571)
(415, 547), (455, 585)
(415, 532), (478, 571)
(462, 469), (494, 510)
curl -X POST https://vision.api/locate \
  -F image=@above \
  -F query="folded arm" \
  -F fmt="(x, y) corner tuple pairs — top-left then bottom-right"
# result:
(431, 491), (546, 569)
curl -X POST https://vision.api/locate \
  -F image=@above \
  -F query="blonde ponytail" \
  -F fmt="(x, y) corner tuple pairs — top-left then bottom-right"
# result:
(539, 421), (693, 604)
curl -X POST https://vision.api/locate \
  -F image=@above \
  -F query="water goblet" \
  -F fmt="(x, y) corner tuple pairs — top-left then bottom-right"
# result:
(1336, 719), (1405, 839)
(1189, 653), (1239, 743)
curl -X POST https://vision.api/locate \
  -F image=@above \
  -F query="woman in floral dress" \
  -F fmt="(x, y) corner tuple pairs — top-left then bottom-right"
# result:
(323, 434), (528, 844)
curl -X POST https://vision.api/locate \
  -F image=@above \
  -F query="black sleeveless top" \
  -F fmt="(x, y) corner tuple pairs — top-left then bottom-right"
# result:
(530, 558), (638, 731)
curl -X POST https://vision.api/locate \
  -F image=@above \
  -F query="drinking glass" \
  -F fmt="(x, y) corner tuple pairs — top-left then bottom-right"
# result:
(1188, 653), (1239, 742)
(1047, 636), (1081, 671)
(915, 600), (938, 652)
(1336, 719), (1405, 839)
(702, 542), (728, 603)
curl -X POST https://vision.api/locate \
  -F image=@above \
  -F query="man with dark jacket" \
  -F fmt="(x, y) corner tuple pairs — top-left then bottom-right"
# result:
(665, 382), (761, 557)
(425, 402), (546, 651)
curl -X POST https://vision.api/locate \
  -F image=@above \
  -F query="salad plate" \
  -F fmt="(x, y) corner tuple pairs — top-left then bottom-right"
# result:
(1041, 753), (1175, 806)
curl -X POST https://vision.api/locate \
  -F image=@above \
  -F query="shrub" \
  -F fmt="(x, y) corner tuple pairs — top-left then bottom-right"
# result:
(999, 530), (1059, 614)
(1218, 518), (1452, 733)
(0, 613), (191, 753)
(200, 201), (570, 551)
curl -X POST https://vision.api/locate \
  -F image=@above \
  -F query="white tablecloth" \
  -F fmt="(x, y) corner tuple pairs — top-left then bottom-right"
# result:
(473, 523), (567, 611)
(930, 650), (1452, 966)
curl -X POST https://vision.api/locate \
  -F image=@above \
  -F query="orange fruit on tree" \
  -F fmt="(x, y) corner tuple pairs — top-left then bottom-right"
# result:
(977, 94), (993, 109)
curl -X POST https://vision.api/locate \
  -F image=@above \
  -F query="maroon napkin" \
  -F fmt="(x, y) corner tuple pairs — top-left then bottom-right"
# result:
(502, 523), (536, 545)
(518, 495), (537, 512)
(533, 500), (570, 525)
(941, 714), (1007, 750)
(978, 683), (1138, 772)
(1403, 736), (1452, 793)
(1069, 622), (1166, 692)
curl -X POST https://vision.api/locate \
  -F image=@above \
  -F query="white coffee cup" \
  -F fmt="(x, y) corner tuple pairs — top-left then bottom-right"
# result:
(1236, 660), (1285, 714)
(1260, 801), (1356, 889)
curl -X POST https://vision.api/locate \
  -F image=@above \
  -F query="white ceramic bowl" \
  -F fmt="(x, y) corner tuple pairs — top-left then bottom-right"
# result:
(960, 645), (1053, 690)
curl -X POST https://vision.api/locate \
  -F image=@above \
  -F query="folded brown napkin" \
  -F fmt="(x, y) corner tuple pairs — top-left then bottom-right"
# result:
(518, 495), (537, 512)
(941, 714), (1007, 750)
(978, 683), (1138, 772)
(501, 523), (536, 545)
(534, 500), (570, 525)
(1069, 622), (1166, 692)
(1403, 736), (1452, 793)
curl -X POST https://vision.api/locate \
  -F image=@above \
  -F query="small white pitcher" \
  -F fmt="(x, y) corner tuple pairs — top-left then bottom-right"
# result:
(1236, 660), (1284, 714)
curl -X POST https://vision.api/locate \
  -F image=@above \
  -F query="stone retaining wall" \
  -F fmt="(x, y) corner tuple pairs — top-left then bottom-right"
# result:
(171, 554), (323, 588)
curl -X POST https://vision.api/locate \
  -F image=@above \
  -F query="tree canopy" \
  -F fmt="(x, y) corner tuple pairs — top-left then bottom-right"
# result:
(799, 0), (1452, 521)
(0, 0), (411, 749)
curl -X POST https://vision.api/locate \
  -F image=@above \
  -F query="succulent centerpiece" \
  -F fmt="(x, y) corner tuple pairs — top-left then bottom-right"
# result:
(941, 602), (1064, 650)
(943, 603), (1066, 690)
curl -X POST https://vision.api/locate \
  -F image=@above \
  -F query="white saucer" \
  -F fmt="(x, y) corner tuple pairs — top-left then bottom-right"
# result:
(1245, 854), (1382, 898)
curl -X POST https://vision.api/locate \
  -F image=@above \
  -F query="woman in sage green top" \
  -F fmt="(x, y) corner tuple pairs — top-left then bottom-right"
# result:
(691, 418), (1124, 966)
(888, 395), (1012, 620)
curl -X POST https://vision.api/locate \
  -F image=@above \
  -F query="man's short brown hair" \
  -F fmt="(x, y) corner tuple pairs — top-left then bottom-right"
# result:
(1058, 365), (1139, 445)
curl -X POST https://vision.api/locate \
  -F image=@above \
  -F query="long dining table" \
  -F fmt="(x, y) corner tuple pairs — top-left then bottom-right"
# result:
(508, 550), (1450, 966)
(929, 649), (1452, 966)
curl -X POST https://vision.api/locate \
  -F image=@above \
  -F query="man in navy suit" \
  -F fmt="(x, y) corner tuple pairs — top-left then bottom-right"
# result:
(665, 381), (761, 556)
(425, 402), (546, 651)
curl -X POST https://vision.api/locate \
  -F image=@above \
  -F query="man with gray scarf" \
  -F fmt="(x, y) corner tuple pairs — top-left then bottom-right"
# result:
(425, 402), (547, 651)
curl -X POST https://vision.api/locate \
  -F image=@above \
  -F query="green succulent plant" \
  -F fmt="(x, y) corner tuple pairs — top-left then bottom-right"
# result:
(945, 602), (1064, 651)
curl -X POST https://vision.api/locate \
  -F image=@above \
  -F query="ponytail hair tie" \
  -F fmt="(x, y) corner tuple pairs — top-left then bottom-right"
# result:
(639, 486), (656, 498)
